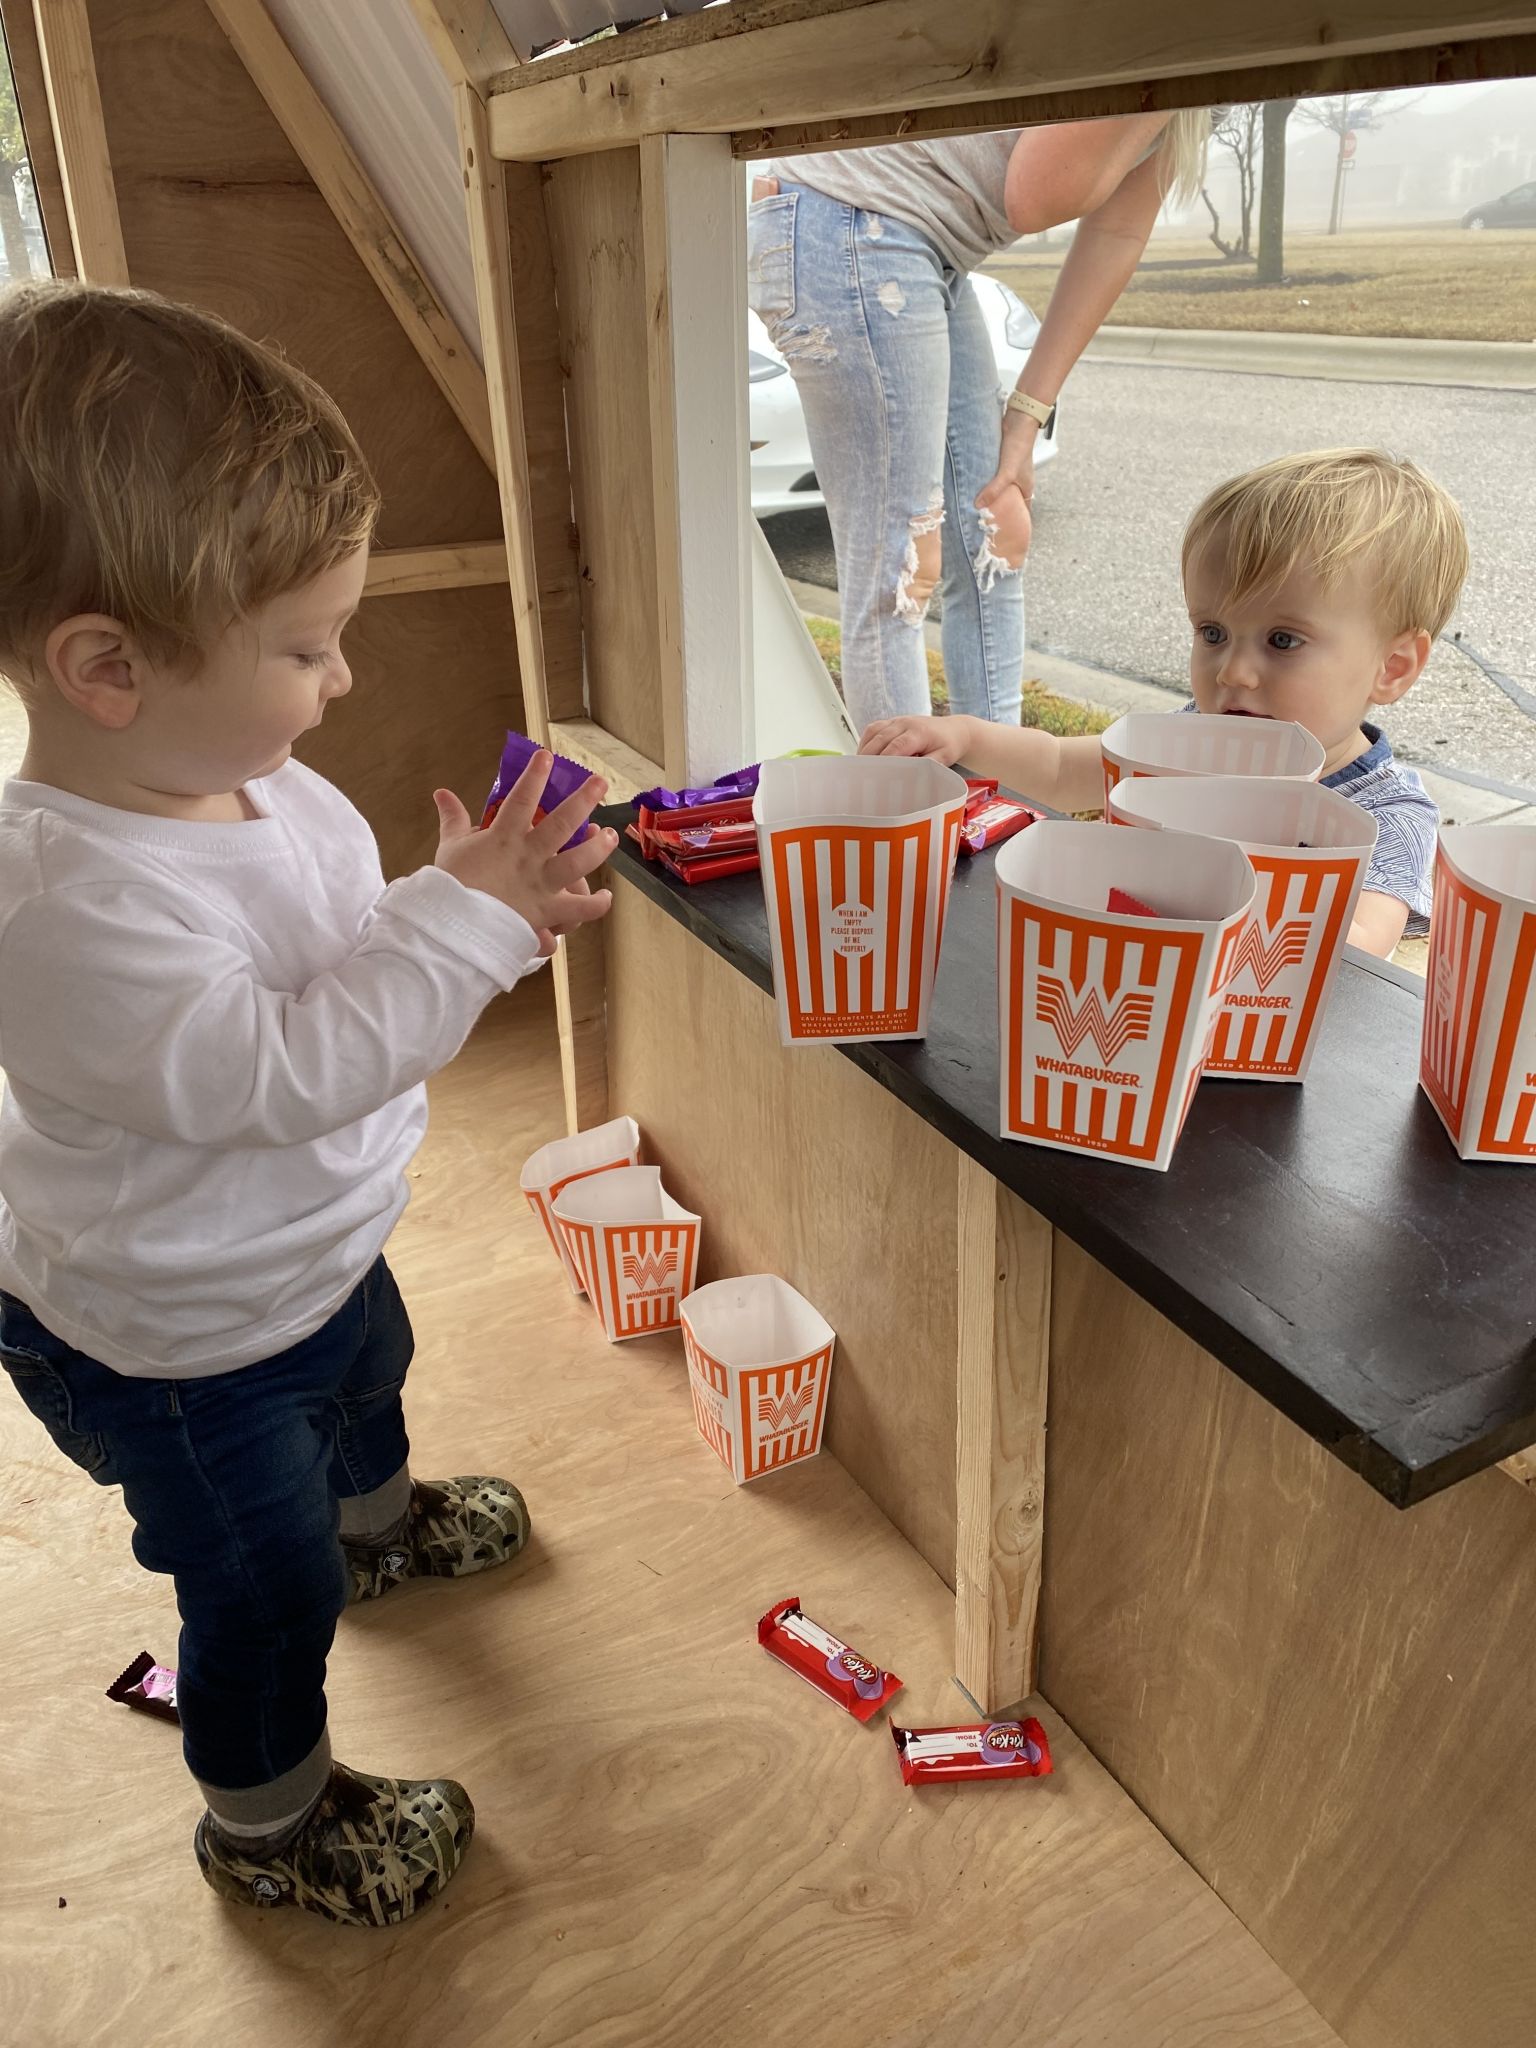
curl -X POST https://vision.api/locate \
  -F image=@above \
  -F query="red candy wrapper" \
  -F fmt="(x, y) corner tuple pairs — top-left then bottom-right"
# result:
(960, 795), (1041, 856)
(1107, 886), (1161, 919)
(634, 794), (756, 863)
(659, 846), (762, 885)
(107, 1651), (180, 1725)
(891, 1717), (1053, 1785)
(758, 1597), (902, 1722)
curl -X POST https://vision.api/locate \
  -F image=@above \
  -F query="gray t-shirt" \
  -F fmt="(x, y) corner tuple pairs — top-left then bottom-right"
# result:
(773, 136), (1021, 276)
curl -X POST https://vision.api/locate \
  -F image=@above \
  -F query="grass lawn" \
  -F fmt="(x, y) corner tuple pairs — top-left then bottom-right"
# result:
(803, 613), (1112, 736)
(987, 226), (1536, 343)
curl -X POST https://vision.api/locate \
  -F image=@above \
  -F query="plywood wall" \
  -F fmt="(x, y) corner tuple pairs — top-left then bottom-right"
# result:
(81, 0), (522, 875)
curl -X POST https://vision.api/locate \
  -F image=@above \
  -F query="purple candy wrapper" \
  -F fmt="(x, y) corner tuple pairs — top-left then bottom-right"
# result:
(634, 765), (760, 811)
(482, 731), (593, 849)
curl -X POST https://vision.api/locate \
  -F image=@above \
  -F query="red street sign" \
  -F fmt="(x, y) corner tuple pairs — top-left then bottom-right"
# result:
(1341, 130), (1358, 160)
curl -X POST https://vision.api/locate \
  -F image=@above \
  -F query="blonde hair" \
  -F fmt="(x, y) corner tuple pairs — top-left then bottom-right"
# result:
(1182, 447), (1469, 639)
(1157, 108), (1212, 210)
(0, 280), (379, 681)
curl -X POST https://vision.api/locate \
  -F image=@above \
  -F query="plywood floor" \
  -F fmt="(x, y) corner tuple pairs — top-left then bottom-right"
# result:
(0, 986), (1344, 2048)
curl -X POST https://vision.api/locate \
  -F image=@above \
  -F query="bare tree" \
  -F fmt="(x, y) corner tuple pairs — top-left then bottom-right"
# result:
(1201, 102), (1262, 258)
(0, 63), (35, 281)
(1256, 98), (1298, 284)
(1297, 90), (1420, 234)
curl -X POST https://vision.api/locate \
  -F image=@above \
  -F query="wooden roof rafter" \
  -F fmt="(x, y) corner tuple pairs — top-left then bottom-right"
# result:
(405, 0), (519, 96)
(485, 0), (1536, 159)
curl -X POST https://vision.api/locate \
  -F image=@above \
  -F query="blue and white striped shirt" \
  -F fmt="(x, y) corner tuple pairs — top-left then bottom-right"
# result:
(1322, 723), (1437, 934)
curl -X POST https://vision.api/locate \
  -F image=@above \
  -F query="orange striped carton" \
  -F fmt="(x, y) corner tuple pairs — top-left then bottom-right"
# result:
(754, 756), (968, 1045)
(1420, 826), (1536, 1162)
(552, 1165), (701, 1343)
(680, 1275), (835, 1485)
(520, 1116), (642, 1294)
(1099, 712), (1324, 818)
(1108, 776), (1375, 1082)
(996, 822), (1255, 1171)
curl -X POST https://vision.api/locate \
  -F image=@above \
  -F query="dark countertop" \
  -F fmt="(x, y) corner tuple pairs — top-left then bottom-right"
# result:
(603, 815), (1536, 1507)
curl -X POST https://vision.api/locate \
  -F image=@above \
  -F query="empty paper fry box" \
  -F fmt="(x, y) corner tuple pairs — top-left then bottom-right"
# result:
(520, 1116), (642, 1294)
(1099, 712), (1324, 817)
(1420, 825), (1536, 1163)
(995, 822), (1255, 1172)
(681, 1276), (835, 1484)
(753, 755), (968, 1045)
(1109, 776), (1375, 1082)
(552, 1165), (701, 1342)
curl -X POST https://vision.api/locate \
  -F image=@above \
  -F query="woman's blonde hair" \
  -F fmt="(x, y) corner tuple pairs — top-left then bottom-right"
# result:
(1157, 108), (1213, 210)
(1182, 448), (1470, 638)
(0, 279), (379, 681)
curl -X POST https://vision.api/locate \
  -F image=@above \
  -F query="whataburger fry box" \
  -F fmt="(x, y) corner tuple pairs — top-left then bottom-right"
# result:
(995, 822), (1255, 1171)
(520, 1115), (642, 1294)
(1108, 776), (1376, 1082)
(1420, 825), (1536, 1162)
(754, 755), (968, 1045)
(681, 1276), (835, 1484)
(551, 1165), (701, 1342)
(1099, 711), (1324, 817)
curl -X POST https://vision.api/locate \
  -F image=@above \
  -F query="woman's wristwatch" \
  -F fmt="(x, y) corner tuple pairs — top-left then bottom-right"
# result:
(1005, 390), (1057, 433)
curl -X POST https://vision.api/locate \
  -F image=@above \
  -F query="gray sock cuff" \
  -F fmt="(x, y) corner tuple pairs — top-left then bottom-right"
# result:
(199, 1730), (332, 1834)
(337, 1464), (412, 1544)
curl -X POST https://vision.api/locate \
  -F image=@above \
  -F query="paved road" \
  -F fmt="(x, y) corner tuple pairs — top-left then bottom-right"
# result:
(762, 357), (1536, 789)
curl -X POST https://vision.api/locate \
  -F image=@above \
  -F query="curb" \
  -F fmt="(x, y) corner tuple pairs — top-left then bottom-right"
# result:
(1082, 324), (1536, 390)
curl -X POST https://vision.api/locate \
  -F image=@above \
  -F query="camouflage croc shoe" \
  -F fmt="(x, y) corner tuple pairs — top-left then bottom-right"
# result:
(194, 1761), (474, 1926)
(346, 1475), (530, 1604)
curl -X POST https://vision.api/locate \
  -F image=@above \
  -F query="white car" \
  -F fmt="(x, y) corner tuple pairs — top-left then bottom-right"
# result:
(748, 272), (1059, 517)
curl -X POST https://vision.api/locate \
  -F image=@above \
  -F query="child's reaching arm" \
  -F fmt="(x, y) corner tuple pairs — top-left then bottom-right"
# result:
(1346, 890), (1411, 959)
(859, 713), (1105, 815)
(0, 753), (616, 1150)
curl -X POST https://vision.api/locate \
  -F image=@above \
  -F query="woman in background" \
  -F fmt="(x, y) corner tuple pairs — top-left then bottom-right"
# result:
(748, 115), (1209, 734)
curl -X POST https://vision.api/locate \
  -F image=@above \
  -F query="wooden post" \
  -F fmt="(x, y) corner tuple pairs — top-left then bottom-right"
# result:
(955, 1160), (1052, 1710)
(32, 0), (129, 283)
(639, 133), (752, 783)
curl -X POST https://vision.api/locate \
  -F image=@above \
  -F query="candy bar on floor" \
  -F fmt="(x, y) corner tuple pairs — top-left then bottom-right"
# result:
(891, 1717), (1053, 1784)
(757, 1597), (902, 1721)
(107, 1651), (180, 1725)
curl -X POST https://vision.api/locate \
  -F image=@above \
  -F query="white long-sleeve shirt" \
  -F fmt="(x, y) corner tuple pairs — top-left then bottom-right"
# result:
(0, 761), (544, 1377)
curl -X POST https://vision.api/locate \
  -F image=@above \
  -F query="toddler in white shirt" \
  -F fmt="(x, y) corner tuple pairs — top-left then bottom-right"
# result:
(0, 280), (614, 1925)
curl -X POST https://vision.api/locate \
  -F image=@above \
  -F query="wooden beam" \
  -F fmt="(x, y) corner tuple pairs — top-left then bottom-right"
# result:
(453, 78), (554, 739)
(954, 1162), (1052, 1713)
(488, 0), (1536, 159)
(5, 0), (78, 275)
(548, 718), (664, 805)
(737, 29), (1536, 155)
(203, 0), (496, 472)
(362, 540), (508, 598)
(406, 0), (518, 92)
(31, 0), (129, 282)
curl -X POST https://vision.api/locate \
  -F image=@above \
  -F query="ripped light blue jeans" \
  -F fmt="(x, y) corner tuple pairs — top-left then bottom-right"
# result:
(748, 180), (1025, 734)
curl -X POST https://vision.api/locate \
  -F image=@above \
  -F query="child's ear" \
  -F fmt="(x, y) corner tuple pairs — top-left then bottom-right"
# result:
(1370, 627), (1432, 708)
(43, 615), (144, 731)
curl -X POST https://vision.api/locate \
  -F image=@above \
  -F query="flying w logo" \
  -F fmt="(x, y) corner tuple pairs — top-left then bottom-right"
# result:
(1231, 918), (1309, 992)
(622, 1248), (679, 1295)
(757, 1385), (814, 1432)
(1037, 977), (1156, 1063)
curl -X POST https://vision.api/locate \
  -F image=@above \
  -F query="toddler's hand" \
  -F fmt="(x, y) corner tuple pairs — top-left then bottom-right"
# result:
(859, 714), (969, 765)
(432, 753), (615, 951)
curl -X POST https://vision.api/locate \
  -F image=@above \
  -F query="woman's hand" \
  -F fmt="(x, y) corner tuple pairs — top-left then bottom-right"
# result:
(859, 714), (974, 765)
(975, 416), (1038, 570)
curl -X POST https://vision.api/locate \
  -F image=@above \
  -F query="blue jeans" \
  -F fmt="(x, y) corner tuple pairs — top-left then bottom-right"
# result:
(748, 181), (1026, 733)
(0, 1259), (413, 1810)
